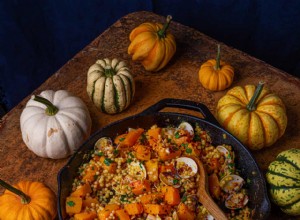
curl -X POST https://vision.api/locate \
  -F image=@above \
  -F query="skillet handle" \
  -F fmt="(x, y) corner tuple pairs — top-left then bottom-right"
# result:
(140, 98), (221, 126)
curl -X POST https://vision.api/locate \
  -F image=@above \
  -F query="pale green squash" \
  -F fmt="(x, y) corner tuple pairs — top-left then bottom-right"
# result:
(266, 148), (300, 216)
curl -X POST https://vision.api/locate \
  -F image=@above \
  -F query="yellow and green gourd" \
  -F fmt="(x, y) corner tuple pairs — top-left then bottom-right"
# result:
(87, 58), (135, 114)
(266, 148), (300, 216)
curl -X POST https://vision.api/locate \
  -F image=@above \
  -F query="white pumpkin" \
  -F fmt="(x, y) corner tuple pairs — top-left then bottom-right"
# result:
(20, 90), (92, 159)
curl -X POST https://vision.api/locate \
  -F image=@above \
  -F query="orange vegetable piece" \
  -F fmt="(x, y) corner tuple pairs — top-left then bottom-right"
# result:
(177, 203), (196, 220)
(164, 186), (181, 205)
(145, 159), (158, 182)
(104, 204), (121, 211)
(71, 183), (92, 197)
(97, 210), (111, 220)
(130, 180), (151, 195)
(124, 203), (144, 215)
(136, 144), (151, 161)
(207, 158), (220, 174)
(82, 165), (99, 183)
(114, 133), (127, 145)
(115, 209), (130, 220)
(140, 193), (164, 204)
(82, 197), (99, 208)
(174, 136), (189, 146)
(66, 196), (83, 215)
(157, 146), (181, 161)
(147, 127), (161, 146)
(159, 164), (176, 173)
(100, 156), (117, 174)
(121, 128), (144, 147)
(74, 211), (97, 220)
(208, 173), (221, 199)
(143, 204), (171, 215)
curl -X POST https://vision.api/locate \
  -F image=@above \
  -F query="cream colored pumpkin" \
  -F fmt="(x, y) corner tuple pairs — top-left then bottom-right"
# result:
(20, 90), (92, 159)
(216, 82), (287, 150)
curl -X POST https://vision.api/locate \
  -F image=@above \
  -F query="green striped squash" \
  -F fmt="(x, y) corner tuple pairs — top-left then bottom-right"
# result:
(87, 58), (135, 114)
(266, 148), (300, 216)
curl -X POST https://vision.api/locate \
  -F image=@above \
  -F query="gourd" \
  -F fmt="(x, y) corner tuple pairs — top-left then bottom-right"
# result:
(199, 45), (234, 91)
(20, 90), (92, 159)
(0, 179), (57, 220)
(266, 148), (300, 216)
(128, 15), (176, 72)
(87, 58), (135, 114)
(216, 82), (287, 150)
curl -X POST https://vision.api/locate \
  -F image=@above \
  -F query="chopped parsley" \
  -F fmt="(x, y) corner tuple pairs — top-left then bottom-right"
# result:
(104, 158), (113, 166)
(173, 179), (179, 185)
(174, 131), (181, 139)
(186, 148), (192, 154)
(113, 149), (119, 155)
(119, 137), (125, 142)
(97, 151), (104, 156)
(67, 201), (75, 207)
(181, 195), (187, 202)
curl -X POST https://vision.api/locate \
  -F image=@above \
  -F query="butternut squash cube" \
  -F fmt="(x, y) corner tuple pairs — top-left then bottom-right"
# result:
(66, 196), (82, 215)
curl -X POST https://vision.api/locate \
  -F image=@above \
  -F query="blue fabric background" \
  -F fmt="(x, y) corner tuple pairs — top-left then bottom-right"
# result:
(1, 0), (300, 111)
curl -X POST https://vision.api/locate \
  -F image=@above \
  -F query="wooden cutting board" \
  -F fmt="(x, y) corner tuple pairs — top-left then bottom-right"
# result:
(0, 11), (299, 220)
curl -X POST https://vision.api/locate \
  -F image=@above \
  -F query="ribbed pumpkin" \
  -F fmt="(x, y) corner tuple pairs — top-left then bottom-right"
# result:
(199, 45), (234, 91)
(0, 179), (57, 220)
(128, 15), (176, 72)
(216, 82), (287, 150)
(20, 90), (92, 159)
(266, 148), (300, 216)
(87, 58), (135, 114)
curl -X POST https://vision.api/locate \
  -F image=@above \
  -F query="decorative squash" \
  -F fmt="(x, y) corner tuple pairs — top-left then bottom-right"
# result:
(266, 148), (300, 216)
(199, 44), (234, 91)
(128, 15), (176, 72)
(20, 90), (92, 159)
(0, 179), (57, 220)
(87, 58), (135, 114)
(216, 82), (287, 150)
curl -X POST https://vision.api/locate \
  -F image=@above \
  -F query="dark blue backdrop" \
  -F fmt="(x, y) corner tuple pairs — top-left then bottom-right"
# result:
(1, 0), (300, 112)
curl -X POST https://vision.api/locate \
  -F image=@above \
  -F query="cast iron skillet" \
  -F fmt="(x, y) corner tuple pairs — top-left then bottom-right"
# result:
(57, 98), (271, 219)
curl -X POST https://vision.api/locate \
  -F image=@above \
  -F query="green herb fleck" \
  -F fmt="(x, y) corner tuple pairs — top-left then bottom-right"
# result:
(186, 148), (192, 154)
(67, 201), (75, 207)
(193, 134), (201, 141)
(113, 149), (119, 155)
(127, 158), (133, 163)
(104, 158), (113, 166)
(181, 143), (188, 148)
(97, 151), (104, 156)
(181, 195), (187, 202)
(173, 179), (179, 185)
(120, 195), (128, 202)
(119, 137), (125, 142)
(174, 131), (180, 139)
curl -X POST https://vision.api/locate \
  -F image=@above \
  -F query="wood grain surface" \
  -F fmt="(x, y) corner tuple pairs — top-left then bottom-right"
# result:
(0, 11), (299, 220)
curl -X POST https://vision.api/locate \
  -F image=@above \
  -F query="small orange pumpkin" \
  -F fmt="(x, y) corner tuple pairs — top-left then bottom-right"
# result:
(0, 179), (57, 220)
(199, 45), (234, 91)
(216, 82), (287, 150)
(128, 15), (176, 72)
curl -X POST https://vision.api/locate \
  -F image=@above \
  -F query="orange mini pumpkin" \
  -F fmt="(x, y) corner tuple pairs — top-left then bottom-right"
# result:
(128, 15), (176, 72)
(0, 179), (57, 220)
(199, 45), (234, 91)
(216, 82), (287, 150)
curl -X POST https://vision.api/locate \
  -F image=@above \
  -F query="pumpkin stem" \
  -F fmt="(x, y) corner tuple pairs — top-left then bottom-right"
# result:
(246, 82), (265, 111)
(33, 95), (59, 116)
(215, 44), (221, 70)
(104, 65), (116, 77)
(157, 15), (172, 38)
(0, 179), (31, 204)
